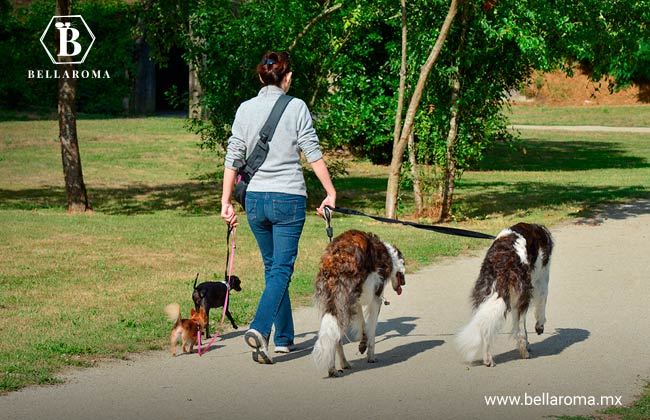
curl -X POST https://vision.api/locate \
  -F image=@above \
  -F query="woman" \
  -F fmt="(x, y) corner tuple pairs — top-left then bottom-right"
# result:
(221, 51), (336, 364)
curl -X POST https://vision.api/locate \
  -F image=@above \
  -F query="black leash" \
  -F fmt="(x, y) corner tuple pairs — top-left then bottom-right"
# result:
(324, 206), (495, 240)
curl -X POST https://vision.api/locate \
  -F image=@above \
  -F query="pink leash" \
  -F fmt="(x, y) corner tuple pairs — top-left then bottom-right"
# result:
(197, 225), (237, 356)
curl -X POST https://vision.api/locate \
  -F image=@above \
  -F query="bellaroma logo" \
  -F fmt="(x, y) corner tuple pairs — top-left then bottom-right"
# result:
(29, 15), (109, 79)
(40, 15), (94, 65)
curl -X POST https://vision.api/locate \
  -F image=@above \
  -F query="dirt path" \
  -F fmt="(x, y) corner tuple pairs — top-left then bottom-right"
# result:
(2, 200), (650, 420)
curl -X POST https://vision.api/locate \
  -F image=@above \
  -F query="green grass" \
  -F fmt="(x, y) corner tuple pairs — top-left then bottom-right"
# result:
(507, 105), (650, 126)
(1, 111), (650, 398)
(553, 383), (650, 420)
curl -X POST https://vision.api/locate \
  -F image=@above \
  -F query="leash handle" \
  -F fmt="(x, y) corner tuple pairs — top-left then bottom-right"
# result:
(198, 225), (237, 356)
(323, 206), (333, 242)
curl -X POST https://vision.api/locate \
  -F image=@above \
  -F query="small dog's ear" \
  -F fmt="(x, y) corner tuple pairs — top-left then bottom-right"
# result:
(191, 308), (196, 316)
(199, 308), (205, 316)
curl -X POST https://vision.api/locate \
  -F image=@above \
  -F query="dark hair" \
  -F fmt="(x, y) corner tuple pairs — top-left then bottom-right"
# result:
(257, 51), (291, 86)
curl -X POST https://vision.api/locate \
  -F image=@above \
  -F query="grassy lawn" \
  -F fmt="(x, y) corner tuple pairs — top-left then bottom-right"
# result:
(507, 104), (650, 126)
(1, 110), (650, 399)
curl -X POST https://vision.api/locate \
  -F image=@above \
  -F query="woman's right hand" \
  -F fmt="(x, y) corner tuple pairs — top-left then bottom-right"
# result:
(221, 201), (238, 227)
(317, 194), (336, 218)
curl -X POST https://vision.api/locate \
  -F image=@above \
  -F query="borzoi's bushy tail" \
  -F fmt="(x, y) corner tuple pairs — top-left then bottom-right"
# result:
(456, 292), (506, 362)
(312, 313), (341, 374)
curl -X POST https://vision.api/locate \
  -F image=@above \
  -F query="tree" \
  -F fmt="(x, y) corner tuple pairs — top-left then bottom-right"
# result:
(385, 0), (458, 219)
(56, 0), (91, 213)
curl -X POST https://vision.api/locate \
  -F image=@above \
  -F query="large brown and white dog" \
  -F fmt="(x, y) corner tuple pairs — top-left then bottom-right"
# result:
(456, 223), (553, 367)
(312, 229), (406, 377)
(456, 223), (553, 366)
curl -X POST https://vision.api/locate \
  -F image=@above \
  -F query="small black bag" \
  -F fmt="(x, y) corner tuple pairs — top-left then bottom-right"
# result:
(233, 174), (249, 206)
(233, 94), (293, 210)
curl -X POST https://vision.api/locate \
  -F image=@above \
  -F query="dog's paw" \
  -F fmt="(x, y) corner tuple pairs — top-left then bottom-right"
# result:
(367, 357), (377, 363)
(535, 323), (544, 335)
(358, 341), (367, 354)
(328, 369), (344, 378)
(233, 325), (239, 330)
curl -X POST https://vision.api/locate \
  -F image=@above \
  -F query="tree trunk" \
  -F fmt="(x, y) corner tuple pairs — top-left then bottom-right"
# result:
(188, 16), (208, 120)
(435, 68), (460, 221)
(134, 40), (156, 114)
(433, 1), (469, 222)
(385, 0), (458, 218)
(407, 130), (424, 215)
(392, 0), (408, 152)
(56, 1), (91, 213)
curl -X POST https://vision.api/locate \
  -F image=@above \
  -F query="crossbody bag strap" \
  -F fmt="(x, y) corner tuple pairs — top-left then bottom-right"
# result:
(237, 94), (294, 180)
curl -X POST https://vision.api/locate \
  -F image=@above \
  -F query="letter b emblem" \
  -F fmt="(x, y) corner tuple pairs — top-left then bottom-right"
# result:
(56, 22), (82, 57)
(40, 15), (95, 65)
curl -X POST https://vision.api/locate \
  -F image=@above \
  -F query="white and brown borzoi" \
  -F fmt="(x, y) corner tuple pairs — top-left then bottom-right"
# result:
(456, 223), (553, 367)
(312, 230), (406, 377)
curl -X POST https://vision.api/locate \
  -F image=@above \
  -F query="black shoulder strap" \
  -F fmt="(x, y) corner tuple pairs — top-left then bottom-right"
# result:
(237, 95), (293, 180)
(260, 94), (293, 144)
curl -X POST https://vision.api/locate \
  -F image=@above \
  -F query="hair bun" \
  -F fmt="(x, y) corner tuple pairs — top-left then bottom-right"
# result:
(257, 51), (291, 86)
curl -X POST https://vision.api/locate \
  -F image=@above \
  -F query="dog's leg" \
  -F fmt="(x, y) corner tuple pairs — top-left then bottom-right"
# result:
(533, 268), (550, 335)
(480, 312), (496, 367)
(225, 308), (238, 329)
(352, 307), (367, 354)
(534, 293), (547, 335)
(364, 297), (382, 363)
(328, 340), (350, 377)
(482, 340), (494, 367)
(512, 309), (530, 359)
(204, 306), (211, 338)
(171, 332), (177, 356)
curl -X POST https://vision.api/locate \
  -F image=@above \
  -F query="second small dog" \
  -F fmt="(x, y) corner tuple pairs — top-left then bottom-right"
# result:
(165, 302), (207, 356)
(456, 222), (553, 367)
(192, 273), (242, 338)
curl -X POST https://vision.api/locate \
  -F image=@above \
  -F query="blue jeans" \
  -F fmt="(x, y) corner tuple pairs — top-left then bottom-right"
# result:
(245, 192), (306, 347)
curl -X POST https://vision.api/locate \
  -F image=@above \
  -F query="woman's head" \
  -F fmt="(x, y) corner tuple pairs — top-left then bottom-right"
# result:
(257, 51), (291, 88)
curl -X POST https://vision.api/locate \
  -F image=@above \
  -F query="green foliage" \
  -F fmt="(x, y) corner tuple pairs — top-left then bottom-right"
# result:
(547, 0), (650, 90)
(0, 0), (55, 109)
(313, 1), (401, 164)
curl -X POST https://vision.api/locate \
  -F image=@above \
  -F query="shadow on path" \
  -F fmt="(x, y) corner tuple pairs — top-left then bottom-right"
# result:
(494, 327), (590, 365)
